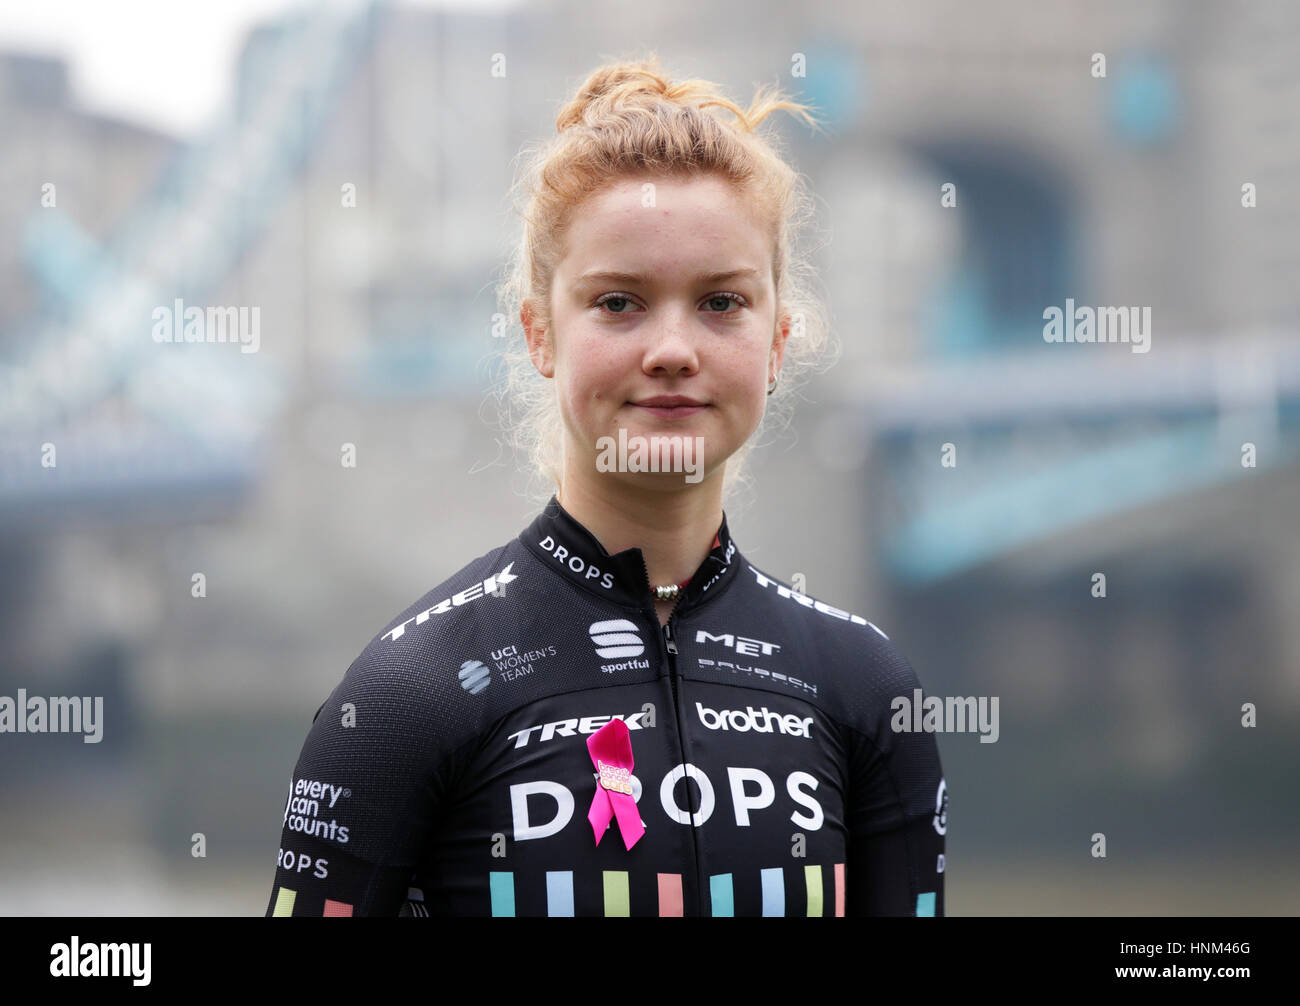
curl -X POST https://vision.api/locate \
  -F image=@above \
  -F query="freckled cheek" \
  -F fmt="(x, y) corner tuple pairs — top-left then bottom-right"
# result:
(561, 369), (621, 424)
(568, 352), (628, 404)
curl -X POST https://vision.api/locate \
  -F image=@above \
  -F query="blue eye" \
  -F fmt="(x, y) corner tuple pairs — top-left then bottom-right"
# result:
(593, 292), (747, 315)
(704, 293), (745, 313)
(595, 294), (638, 314)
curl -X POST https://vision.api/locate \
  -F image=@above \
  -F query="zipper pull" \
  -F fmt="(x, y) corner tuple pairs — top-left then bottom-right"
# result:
(663, 620), (678, 654)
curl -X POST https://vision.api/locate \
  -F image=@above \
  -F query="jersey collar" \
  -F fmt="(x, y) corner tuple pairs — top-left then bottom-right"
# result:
(519, 494), (740, 612)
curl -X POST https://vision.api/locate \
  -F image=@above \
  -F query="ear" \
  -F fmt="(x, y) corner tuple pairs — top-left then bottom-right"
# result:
(522, 298), (554, 378)
(770, 306), (792, 377)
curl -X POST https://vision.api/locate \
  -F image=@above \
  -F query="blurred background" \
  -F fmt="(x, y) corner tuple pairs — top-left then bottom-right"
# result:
(1, 0), (1297, 915)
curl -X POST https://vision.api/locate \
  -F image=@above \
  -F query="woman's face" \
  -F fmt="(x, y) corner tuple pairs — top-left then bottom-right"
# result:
(526, 173), (789, 491)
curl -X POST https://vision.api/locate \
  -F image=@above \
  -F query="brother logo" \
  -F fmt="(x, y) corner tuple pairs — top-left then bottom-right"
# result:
(695, 702), (813, 739)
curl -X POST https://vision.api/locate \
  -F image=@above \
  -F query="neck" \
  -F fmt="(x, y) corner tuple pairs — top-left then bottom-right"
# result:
(556, 476), (724, 593)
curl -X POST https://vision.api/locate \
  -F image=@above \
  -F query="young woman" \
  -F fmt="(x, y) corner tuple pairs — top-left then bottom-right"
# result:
(266, 55), (946, 917)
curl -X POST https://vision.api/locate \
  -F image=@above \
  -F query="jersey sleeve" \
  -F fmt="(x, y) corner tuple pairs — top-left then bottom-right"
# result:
(264, 649), (452, 917)
(843, 640), (947, 917)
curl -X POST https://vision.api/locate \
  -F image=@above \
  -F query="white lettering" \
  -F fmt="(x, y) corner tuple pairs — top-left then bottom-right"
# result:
(383, 564), (517, 641)
(508, 711), (647, 748)
(787, 771), (824, 830)
(49, 937), (151, 986)
(727, 766), (775, 826)
(696, 702), (815, 739)
(747, 566), (875, 627)
(510, 780), (574, 841)
(659, 763), (715, 827)
(540, 718), (578, 742)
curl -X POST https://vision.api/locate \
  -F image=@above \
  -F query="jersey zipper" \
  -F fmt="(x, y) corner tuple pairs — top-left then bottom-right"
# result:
(663, 619), (679, 704)
(654, 590), (684, 723)
(644, 563), (687, 709)
(647, 574), (704, 913)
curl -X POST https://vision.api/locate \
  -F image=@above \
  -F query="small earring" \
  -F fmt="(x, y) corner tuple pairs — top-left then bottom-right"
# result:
(767, 373), (779, 396)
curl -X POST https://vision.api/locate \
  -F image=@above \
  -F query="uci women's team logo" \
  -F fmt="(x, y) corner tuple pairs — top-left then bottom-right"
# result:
(458, 642), (561, 694)
(588, 619), (650, 674)
(458, 660), (491, 695)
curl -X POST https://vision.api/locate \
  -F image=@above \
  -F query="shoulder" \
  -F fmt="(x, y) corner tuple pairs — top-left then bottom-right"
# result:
(730, 562), (943, 821)
(326, 528), (585, 736)
(736, 561), (892, 643)
(369, 540), (522, 648)
(729, 560), (927, 732)
(318, 538), (527, 743)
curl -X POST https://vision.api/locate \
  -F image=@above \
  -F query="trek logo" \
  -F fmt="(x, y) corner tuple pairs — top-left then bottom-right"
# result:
(747, 565), (888, 638)
(696, 702), (814, 739)
(508, 711), (652, 749)
(589, 619), (650, 673)
(695, 629), (781, 656)
(538, 535), (615, 590)
(383, 564), (518, 641)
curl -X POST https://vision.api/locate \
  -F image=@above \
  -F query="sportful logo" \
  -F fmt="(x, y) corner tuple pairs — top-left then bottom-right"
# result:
(383, 564), (518, 642)
(589, 619), (650, 674)
(747, 566), (888, 638)
(589, 620), (643, 658)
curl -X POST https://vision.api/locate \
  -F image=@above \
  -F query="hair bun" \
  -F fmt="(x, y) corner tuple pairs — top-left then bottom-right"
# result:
(555, 55), (676, 132)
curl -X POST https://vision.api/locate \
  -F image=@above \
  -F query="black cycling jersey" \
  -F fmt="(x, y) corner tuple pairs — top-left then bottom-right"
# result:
(265, 495), (947, 917)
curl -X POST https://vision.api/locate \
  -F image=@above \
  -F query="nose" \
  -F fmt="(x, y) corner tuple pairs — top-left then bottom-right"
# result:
(641, 311), (699, 378)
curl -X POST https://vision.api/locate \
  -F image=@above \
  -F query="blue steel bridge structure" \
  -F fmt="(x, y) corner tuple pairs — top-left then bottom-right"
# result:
(1, 0), (1298, 593)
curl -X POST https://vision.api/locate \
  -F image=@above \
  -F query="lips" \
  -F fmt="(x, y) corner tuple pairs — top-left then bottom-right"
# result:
(632, 396), (705, 408)
(630, 396), (708, 419)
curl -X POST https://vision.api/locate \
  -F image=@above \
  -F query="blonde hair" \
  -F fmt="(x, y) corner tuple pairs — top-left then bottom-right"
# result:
(491, 53), (838, 508)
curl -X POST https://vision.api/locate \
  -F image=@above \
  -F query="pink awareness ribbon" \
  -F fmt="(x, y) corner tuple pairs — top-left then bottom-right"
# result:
(586, 718), (645, 850)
